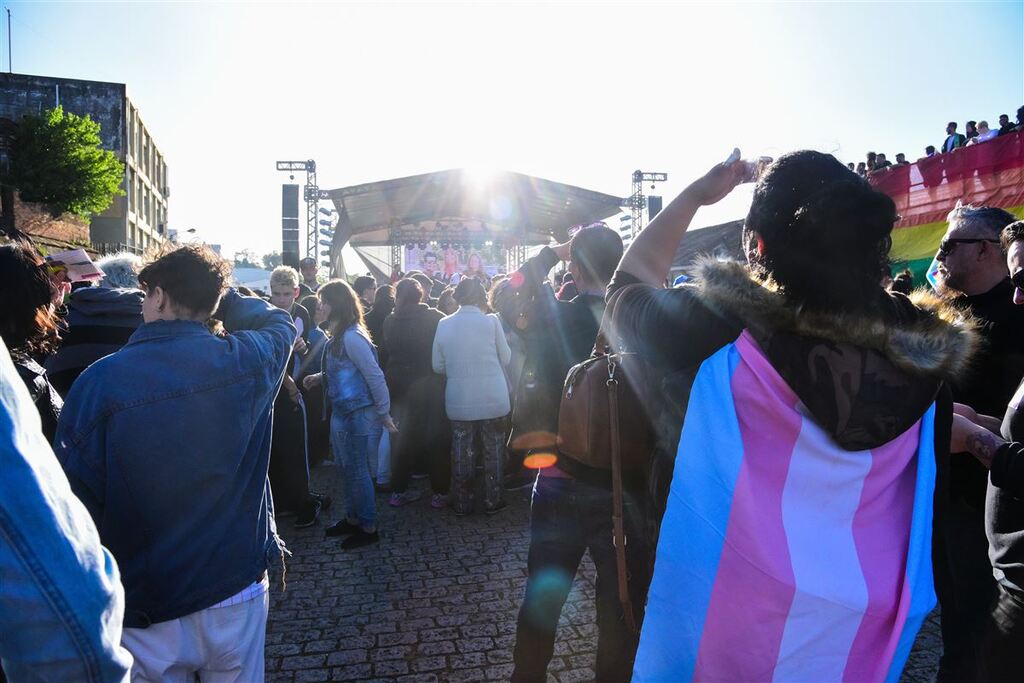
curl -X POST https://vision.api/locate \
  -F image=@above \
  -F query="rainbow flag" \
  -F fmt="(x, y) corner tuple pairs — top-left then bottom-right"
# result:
(633, 331), (937, 682)
(871, 131), (1024, 283)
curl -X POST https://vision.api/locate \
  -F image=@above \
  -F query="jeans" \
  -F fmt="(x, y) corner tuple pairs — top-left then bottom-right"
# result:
(450, 416), (508, 513)
(122, 587), (269, 682)
(512, 474), (649, 683)
(366, 422), (384, 482)
(375, 428), (391, 485)
(331, 406), (378, 530)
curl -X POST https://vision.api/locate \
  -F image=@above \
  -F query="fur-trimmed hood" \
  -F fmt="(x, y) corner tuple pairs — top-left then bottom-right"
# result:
(688, 258), (980, 450)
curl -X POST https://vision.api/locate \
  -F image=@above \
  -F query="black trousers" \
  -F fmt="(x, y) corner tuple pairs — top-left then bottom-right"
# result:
(269, 392), (314, 514)
(511, 474), (649, 683)
(390, 376), (450, 495)
(971, 582), (1024, 682)
(936, 498), (998, 681)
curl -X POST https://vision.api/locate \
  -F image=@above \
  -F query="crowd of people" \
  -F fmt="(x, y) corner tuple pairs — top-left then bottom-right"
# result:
(849, 104), (1024, 177)
(3, 143), (1024, 682)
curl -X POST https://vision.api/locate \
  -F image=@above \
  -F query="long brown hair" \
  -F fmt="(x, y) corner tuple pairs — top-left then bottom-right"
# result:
(0, 241), (61, 358)
(318, 280), (365, 355)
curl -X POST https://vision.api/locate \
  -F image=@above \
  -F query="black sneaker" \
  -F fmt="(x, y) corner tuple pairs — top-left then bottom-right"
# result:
(294, 499), (321, 528)
(311, 492), (332, 512)
(325, 520), (361, 537)
(341, 530), (380, 550)
(484, 501), (508, 516)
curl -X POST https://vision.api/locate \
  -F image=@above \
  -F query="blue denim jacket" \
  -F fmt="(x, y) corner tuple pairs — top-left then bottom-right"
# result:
(0, 341), (132, 681)
(54, 290), (295, 628)
(324, 326), (376, 416)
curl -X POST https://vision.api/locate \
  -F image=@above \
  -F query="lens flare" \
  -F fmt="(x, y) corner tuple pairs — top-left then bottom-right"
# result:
(523, 452), (558, 469)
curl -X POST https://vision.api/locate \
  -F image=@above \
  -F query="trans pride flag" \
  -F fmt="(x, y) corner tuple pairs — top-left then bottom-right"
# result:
(633, 332), (937, 682)
(874, 131), (1024, 284)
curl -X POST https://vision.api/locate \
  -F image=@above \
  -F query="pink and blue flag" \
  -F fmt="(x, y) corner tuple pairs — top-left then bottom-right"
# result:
(633, 331), (937, 682)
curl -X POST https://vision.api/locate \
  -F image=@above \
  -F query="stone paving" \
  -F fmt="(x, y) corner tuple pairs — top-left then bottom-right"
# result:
(266, 463), (942, 682)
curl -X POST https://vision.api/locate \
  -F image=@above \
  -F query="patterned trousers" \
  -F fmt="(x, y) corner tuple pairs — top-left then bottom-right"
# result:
(450, 416), (508, 514)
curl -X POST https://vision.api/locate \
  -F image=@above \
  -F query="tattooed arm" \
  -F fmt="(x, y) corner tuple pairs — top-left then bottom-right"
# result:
(952, 413), (1024, 496)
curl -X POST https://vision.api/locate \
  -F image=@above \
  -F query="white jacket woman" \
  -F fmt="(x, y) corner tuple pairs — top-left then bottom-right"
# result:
(432, 299), (511, 421)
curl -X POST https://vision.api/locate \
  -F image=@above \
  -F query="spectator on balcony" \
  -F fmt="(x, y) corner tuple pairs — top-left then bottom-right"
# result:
(856, 161), (868, 177)
(925, 145), (938, 157)
(866, 151), (877, 172)
(874, 153), (893, 170)
(943, 122), (967, 153)
(966, 121), (979, 142)
(998, 114), (1014, 136)
(846, 162), (855, 172)
(896, 152), (910, 166)
(967, 121), (999, 145)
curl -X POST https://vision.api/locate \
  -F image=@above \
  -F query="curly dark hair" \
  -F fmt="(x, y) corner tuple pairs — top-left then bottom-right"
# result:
(745, 150), (897, 313)
(1000, 220), (1024, 252)
(138, 243), (231, 318)
(0, 241), (62, 358)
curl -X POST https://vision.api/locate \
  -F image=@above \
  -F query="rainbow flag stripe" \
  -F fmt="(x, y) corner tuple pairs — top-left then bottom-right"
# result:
(872, 132), (1024, 282)
(633, 332), (937, 682)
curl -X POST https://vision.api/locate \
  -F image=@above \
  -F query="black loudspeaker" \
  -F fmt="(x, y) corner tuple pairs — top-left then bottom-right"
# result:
(282, 184), (300, 269)
(647, 195), (663, 220)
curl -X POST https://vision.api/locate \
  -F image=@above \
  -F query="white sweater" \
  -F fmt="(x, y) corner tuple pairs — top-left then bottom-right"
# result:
(432, 306), (512, 421)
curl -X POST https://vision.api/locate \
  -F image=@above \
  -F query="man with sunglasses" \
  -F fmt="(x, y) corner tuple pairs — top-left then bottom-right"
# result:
(934, 203), (1024, 679)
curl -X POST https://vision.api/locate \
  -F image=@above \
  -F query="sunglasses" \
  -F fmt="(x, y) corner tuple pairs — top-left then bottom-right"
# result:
(1012, 269), (1024, 291)
(937, 237), (999, 258)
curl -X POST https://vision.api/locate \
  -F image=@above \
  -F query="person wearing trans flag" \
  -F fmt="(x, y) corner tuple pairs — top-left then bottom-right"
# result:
(605, 150), (979, 681)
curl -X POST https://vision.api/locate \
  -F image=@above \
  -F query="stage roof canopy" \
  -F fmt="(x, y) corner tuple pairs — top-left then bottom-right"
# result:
(326, 168), (624, 248)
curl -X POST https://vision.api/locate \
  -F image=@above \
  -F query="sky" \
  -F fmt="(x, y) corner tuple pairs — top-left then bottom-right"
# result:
(7, 1), (1024, 271)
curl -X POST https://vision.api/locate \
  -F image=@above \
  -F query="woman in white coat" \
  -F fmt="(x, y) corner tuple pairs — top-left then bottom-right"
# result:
(432, 278), (512, 515)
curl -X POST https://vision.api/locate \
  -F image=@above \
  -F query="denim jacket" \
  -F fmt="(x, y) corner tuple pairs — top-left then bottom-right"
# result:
(323, 326), (376, 416)
(54, 290), (295, 628)
(0, 341), (132, 681)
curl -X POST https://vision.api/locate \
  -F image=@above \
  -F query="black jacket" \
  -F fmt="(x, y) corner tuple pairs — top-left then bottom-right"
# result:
(15, 356), (62, 443)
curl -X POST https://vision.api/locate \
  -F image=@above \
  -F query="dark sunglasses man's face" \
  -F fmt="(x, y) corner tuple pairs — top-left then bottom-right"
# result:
(937, 237), (999, 260)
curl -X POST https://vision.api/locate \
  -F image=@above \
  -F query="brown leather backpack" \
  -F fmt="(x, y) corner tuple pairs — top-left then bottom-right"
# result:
(556, 336), (656, 633)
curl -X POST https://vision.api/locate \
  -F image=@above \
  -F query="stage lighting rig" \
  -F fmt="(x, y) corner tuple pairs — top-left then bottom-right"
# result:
(621, 170), (668, 238)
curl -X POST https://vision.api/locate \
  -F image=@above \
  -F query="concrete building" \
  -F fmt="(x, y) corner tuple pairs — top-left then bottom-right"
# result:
(0, 73), (168, 254)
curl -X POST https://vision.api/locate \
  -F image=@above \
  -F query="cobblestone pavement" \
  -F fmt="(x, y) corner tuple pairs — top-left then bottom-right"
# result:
(266, 463), (942, 682)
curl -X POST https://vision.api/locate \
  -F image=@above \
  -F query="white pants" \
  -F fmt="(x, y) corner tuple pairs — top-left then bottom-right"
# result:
(122, 591), (268, 683)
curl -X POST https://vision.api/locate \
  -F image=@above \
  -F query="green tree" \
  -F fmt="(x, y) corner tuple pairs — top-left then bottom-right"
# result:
(262, 251), (283, 270)
(7, 106), (125, 218)
(234, 248), (261, 269)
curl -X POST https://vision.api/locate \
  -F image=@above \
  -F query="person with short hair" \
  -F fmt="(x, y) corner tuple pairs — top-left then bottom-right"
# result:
(998, 113), (1015, 136)
(933, 203), (1024, 677)
(874, 152), (893, 170)
(510, 224), (633, 681)
(432, 278), (512, 515)
(298, 256), (320, 297)
(304, 280), (396, 549)
(866, 151), (877, 171)
(269, 265), (323, 527)
(944, 121), (967, 153)
(54, 243), (295, 681)
(45, 252), (145, 397)
(967, 120), (999, 145)
(895, 152), (910, 165)
(0, 241), (68, 442)
(926, 144), (938, 157)
(353, 275), (377, 309)
(946, 219), (1024, 679)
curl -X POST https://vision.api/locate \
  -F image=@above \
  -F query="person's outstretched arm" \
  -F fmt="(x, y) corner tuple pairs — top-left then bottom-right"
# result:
(617, 152), (746, 287)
